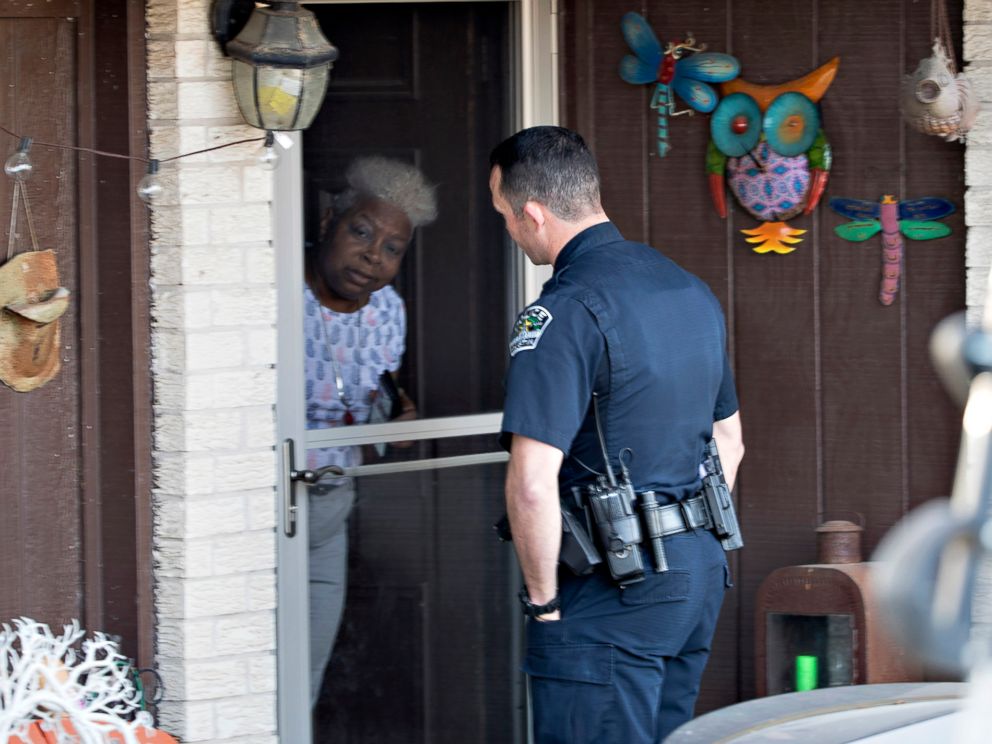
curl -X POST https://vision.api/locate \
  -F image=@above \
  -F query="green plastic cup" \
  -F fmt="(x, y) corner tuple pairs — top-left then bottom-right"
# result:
(795, 655), (818, 691)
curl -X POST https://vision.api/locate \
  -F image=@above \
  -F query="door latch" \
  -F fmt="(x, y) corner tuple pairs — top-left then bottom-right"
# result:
(280, 439), (346, 537)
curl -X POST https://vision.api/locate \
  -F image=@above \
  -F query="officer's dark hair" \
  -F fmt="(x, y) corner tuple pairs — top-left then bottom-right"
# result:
(489, 126), (601, 221)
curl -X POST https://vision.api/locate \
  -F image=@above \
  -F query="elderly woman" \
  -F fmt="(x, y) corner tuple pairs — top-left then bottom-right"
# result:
(304, 156), (437, 705)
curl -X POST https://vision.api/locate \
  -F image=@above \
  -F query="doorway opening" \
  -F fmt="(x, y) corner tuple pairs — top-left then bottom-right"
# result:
(301, 3), (520, 742)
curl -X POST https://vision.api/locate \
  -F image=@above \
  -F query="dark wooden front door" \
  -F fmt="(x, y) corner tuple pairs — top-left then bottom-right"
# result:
(0, 0), (152, 668)
(303, 4), (518, 742)
(560, 0), (965, 711)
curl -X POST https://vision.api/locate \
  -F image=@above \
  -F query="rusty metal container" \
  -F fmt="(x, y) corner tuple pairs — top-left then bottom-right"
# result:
(754, 521), (922, 696)
(816, 519), (864, 564)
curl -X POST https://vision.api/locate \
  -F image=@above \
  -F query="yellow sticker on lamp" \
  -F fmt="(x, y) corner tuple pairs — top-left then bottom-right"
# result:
(257, 86), (299, 117)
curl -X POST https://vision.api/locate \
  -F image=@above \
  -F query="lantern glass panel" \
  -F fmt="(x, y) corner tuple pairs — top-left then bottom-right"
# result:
(231, 59), (262, 129)
(295, 66), (330, 130)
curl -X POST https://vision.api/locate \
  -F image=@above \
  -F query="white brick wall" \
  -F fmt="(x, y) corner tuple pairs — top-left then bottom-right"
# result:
(967, 1), (992, 326)
(966, 0), (992, 635)
(147, 1), (279, 741)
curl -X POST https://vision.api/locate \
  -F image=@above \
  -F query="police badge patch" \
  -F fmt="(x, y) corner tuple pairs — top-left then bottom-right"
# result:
(510, 305), (553, 357)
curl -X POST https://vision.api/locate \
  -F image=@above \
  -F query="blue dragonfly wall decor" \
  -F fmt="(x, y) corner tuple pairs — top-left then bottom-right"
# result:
(619, 12), (740, 158)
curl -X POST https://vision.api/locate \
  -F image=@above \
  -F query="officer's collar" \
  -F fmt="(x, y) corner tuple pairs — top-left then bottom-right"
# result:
(552, 221), (624, 274)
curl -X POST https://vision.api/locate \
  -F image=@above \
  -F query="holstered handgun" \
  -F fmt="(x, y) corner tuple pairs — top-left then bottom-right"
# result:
(493, 502), (603, 576)
(560, 505), (602, 575)
(701, 439), (743, 551)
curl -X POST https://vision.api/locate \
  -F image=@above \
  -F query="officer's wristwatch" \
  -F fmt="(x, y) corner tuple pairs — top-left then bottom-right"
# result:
(518, 588), (561, 618)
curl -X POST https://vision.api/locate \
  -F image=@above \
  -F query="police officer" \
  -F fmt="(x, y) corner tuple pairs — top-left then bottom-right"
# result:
(490, 126), (744, 743)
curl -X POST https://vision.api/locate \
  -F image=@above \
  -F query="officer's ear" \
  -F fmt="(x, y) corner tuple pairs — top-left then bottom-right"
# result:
(522, 201), (546, 231)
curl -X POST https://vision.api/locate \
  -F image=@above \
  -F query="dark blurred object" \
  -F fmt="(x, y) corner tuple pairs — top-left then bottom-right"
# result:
(873, 294), (992, 675)
(211, 0), (255, 47)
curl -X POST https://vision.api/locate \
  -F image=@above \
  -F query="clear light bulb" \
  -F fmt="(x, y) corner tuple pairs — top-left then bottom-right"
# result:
(256, 131), (280, 171)
(137, 159), (163, 204)
(4, 137), (33, 180)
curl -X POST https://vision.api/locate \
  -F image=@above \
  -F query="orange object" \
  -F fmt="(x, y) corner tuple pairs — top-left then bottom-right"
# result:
(720, 57), (840, 110)
(740, 221), (807, 254)
(8, 719), (178, 743)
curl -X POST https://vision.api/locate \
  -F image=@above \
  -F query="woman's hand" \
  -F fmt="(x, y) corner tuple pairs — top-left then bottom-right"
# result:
(391, 388), (417, 447)
(395, 388), (417, 421)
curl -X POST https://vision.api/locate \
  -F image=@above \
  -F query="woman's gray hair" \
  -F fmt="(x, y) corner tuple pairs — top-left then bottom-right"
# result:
(333, 156), (438, 228)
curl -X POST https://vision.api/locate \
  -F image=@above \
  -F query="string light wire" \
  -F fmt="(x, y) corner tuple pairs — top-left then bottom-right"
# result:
(0, 123), (266, 165)
(1, 124), (270, 205)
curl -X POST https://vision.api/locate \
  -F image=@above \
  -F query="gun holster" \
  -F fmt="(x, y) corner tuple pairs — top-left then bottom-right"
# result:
(493, 501), (603, 576)
(701, 439), (744, 552)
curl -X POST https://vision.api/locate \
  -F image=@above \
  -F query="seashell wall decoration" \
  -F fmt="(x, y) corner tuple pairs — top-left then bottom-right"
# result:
(901, 39), (979, 143)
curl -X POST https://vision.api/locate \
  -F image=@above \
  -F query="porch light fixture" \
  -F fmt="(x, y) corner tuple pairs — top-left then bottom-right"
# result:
(217, 0), (339, 132)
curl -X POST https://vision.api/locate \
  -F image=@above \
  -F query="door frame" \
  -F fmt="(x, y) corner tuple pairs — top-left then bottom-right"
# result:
(274, 1), (558, 740)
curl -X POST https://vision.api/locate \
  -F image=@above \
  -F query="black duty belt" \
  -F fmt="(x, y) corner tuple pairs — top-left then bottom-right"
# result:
(639, 493), (712, 537)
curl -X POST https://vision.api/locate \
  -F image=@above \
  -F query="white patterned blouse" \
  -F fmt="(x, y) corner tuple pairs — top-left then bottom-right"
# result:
(303, 283), (406, 474)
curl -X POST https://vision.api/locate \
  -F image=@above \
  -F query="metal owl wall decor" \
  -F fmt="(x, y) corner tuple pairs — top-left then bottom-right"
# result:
(829, 194), (955, 306)
(619, 12), (740, 158)
(706, 57), (840, 254)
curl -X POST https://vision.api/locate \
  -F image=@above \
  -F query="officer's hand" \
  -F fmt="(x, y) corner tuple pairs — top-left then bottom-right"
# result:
(535, 610), (561, 622)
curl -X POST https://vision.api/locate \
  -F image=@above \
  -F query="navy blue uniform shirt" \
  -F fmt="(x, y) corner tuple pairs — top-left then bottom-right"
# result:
(501, 222), (738, 504)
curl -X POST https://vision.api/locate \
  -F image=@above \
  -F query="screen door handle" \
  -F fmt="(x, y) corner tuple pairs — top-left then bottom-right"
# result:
(280, 438), (311, 537)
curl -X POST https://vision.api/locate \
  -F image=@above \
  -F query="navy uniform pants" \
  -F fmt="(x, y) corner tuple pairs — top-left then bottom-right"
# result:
(524, 528), (730, 743)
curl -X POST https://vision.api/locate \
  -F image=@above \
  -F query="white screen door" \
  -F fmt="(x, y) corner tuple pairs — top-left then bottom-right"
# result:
(274, 2), (556, 741)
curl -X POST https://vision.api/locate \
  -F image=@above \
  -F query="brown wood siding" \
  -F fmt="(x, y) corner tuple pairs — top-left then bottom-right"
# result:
(0, 14), (82, 626)
(560, 0), (965, 710)
(0, 1), (152, 670)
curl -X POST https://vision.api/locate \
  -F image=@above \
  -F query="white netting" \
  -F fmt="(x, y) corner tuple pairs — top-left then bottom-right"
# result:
(0, 617), (149, 744)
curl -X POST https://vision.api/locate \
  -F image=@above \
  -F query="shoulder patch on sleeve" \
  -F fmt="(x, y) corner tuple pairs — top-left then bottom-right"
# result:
(509, 305), (553, 357)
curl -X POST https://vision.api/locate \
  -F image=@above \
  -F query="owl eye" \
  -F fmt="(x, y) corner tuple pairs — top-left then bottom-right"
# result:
(764, 91), (819, 157)
(710, 92), (762, 157)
